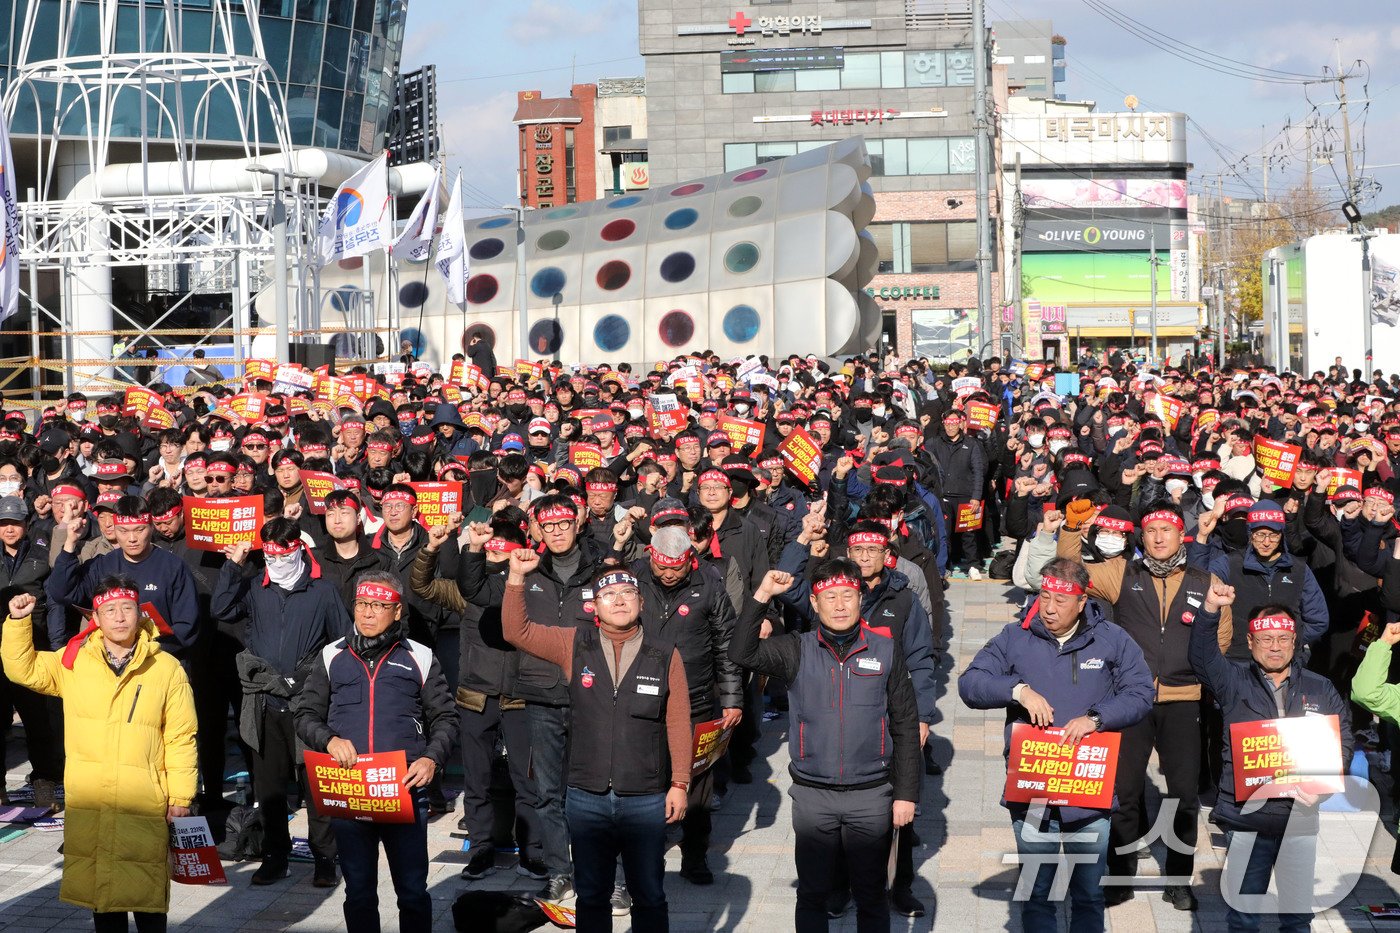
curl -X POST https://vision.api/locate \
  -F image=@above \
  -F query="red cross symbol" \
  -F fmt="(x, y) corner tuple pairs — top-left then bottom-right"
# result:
(729, 11), (752, 34)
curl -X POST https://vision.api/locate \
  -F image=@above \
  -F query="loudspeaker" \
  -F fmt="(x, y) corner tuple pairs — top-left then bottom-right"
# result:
(289, 343), (334, 373)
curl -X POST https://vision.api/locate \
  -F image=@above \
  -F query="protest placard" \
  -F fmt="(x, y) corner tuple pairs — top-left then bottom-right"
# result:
(1325, 467), (1363, 496)
(303, 750), (415, 824)
(183, 495), (264, 551)
(243, 358), (274, 384)
(272, 364), (314, 397)
(966, 401), (999, 433)
(954, 501), (984, 532)
(225, 393), (265, 423)
(123, 387), (172, 430)
(300, 470), (344, 515)
(1196, 408), (1220, 433)
(569, 443), (604, 470)
(691, 719), (736, 775)
(1253, 436), (1303, 486)
(717, 415), (765, 450)
(1152, 395), (1185, 431)
(408, 481), (464, 527)
(778, 427), (823, 486)
(1003, 724), (1121, 808)
(169, 816), (227, 885)
(534, 900), (577, 928)
(1229, 714), (1344, 802)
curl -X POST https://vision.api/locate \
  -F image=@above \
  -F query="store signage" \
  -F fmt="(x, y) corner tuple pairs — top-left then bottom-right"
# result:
(1029, 300), (1067, 335)
(753, 109), (944, 125)
(720, 47), (844, 73)
(1023, 219), (1172, 252)
(535, 153), (554, 200)
(1044, 113), (1174, 142)
(811, 108), (899, 127)
(1021, 178), (1187, 211)
(625, 162), (650, 190)
(865, 285), (940, 301)
(678, 14), (871, 45)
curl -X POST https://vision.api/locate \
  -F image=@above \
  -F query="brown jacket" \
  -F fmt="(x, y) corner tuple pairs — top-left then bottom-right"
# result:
(1057, 527), (1231, 702)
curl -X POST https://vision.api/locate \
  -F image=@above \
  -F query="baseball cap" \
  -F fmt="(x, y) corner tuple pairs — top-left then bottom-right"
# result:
(0, 497), (26, 522)
(528, 417), (552, 436)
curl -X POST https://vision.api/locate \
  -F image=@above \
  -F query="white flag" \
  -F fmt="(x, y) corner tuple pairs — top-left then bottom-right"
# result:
(434, 172), (468, 305)
(315, 152), (392, 267)
(390, 166), (441, 263)
(0, 113), (18, 323)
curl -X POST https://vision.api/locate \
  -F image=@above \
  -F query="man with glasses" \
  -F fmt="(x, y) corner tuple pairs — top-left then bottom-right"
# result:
(1189, 589), (1350, 933)
(213, 518), (349, 887)
(239, 429), (274, 468)
(502, 551), (691, 932)
(201, 455), (238, 496)
(293, 571), (456, 933)
(458, 492), (607, 902)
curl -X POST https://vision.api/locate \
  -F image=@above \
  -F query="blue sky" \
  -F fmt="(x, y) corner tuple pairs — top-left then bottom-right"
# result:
(399, 0), (1400, 218)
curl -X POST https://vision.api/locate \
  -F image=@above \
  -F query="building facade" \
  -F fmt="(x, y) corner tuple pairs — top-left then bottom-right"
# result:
(1000, 99), (1198, 367)
(514, 79), (649, 208)
(991, 18), (1065, 100)
(637, 0), (1003, 360)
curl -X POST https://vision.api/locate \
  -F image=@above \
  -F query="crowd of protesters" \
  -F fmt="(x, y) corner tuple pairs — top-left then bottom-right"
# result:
(0, 349), (1399, 932)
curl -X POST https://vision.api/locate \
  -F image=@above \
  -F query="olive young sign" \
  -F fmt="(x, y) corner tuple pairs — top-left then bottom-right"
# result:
(1023, 220), (1174, 252)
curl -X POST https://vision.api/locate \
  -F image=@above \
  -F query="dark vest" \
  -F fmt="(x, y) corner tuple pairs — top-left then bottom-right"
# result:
(321, 638), (436, 761)
(1226, 551), (1305, 660)
(1112, 563), (1210, 690)
(566, 627), (674, 796)
(788, 626), (898, 789)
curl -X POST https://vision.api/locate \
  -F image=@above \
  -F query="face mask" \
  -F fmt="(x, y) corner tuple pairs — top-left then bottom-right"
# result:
(266, 551), (304, 589)
(98, 415), (118, 430)
(873, 406), (887, 419)
(1097, 534), (1126, 557)
(1357, 423), (1371, 434)
(1201, 492), (1215, 510)
(1165, 479), (1188, 496)
(0, 481), (20, 497)
(628, 407), (645, 420)
(1027, 433), (1045, 448)
(1049, 440), (1069, 455)
(210, 439), (231, 452)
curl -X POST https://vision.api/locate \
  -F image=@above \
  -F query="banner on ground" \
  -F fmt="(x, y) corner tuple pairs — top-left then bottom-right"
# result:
(778, 427), (823, 486)
(1253, 436), (1303, 486)
(691, 719), (736, 775)
(717, 415), (764, 450)
(1229, 714), (1344, 802)
(407, 481), (464, 527)
(183, 495), (264, 551)
(304, 749), (415, 823)
(168, 816), (227, 885)
(1003, 724), (1121, 809)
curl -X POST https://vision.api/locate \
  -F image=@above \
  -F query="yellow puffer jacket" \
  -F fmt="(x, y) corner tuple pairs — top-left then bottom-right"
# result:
(1, 615), (197, 914)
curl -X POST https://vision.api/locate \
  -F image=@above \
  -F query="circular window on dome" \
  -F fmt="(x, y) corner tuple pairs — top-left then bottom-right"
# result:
(658, 310), (695, 348)
(728, 196), (762, 218)
(547, 207), (579, 220)
(722, 305), (761, 343)
(659, 252), (696, 284)
(536, 229), (570, 252)
(733, 168), (767, 183)
(478, 216), (513, 229)
(469, 238), (504, 261)
(530, 267), (567, 299)
(723, 242), (760, 275)
(529, 319), (565, 355)
(600, 218), (636, 242)
(607, 195), (642, 209)
(466, 274), (498, 304)
(594, 315), (631, 352)
(670, 183), (704, 197)
(399, 281), (430, 309)
(596, 260), (631, 291)
(664, 208), (698, 231)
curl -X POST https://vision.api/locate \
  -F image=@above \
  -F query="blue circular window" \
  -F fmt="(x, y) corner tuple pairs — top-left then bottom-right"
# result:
(608, 195), (642, 209)
(722, 305), (760, 343)
(469, 238), (504, 260)
(478, 216), (512, 229)
(659, 252), (696, 283)
(530, 267), (567, 298)
(664, 208), (698, 230)
(594, 315), (631, 352)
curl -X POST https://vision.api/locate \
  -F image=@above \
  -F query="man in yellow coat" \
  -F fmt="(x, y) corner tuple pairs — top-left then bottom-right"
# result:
(2, 576), (198, 933)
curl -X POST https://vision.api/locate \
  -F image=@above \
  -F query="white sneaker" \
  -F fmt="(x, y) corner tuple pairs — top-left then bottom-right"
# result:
(967, 566), (982, 581)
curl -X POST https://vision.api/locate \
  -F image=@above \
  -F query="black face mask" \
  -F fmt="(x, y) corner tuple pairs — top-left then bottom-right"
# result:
(854, 408), (872, 423)
(469, 469), (499, 506)
(1219, 518), (1249, 550)
(98, 415), (118, 430)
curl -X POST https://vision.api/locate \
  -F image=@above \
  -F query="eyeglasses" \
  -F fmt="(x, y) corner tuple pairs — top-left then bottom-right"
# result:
(242, 443), (268, 451)
(1251, 529), (1282, 539)
(539, 520), (573, 534)
(1253, 635), (1294, 648)
(382, 502), (413, 513)
(354, 599), (396, 614)
(597, 587), (639, 605)
(698, 484), (729, 493)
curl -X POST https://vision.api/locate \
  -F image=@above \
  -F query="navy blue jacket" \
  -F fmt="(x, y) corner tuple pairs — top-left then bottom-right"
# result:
(294, 635), (457, 768)
(1189, 606), (1352, 835)
(959, 598), (1155, 822)
(47, 545), (201, 659)
(1198, 546), (1329, 653)
(211, 556), (351, 686)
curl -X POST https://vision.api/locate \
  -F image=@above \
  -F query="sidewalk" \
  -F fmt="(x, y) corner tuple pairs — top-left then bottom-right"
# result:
(2, 579), (1399, 930)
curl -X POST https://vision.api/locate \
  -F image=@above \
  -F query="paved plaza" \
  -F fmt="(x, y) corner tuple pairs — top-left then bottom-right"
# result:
(2, 579), (1399, 931)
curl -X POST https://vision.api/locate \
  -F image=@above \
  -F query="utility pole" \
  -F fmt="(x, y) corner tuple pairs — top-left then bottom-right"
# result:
(1304, 118), (1314, 201)
(1011, 152), (1023, 359)
(971, 0), (993, 360)
(1148, 227), (1162, 365)
(1216, 266), (1226, 367)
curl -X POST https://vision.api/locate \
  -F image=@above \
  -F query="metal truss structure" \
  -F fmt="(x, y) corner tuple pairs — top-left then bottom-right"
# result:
(1, 0), (306, 397)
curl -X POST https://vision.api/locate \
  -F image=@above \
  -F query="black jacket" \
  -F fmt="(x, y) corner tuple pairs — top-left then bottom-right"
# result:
(0, 539), (52, 649)
(629, 557), (742, 720)
(317, 537), (390, 613)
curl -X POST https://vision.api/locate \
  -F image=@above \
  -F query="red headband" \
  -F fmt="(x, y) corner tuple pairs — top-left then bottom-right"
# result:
(847, 531), (889, 548)
(94, 587), (138, 609)
(1248, 509), (1286, 525)
(1141, 510), (1184, 530)
(51, 484), (86, 501)
(484, 538), (522, 553)
(367, 441), (395, 452)
(1190, 459), (1220, 473)
(355, 582), (402, 604)
(1040, 575), (1085, 596)
(697, 469), (731, 487)
(205, 461), (235, 476)
(95, 461), (127, 478)
(813, 575), (860, 595)
(585, 481), (617, 492)
(152, 506), (180, 523)
(382, 490), (416, 506)
(1366, 488), (1395, 505)
(1248, 614), (1296, 635)
(535, 505), (577, 524)
(262, 540), (301, 557)
(1092, 515), (1135, 533)
(647, 545), (691, 569)
(112, 513), (151, 527)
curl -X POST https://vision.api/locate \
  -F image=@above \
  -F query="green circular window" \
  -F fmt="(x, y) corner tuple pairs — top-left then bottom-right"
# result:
(537, 230), (570, 251)
(728, 196), (762, 218)
(724, 242), (760, 274)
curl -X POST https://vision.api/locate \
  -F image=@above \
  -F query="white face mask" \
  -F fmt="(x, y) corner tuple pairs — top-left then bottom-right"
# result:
(266, 551), (304, 589)
(1201, 492), (1215, 510)
(1027, 433), (1046, 448)
(0, 481), (19, 498)
(1049, 440), (1069, 455)
(1165, 478), (1189, 497)
(628, 407), (644, 420)
(1357, 423), (1371, 434)
(210, 439), (232, 452)
(1096, 534), (1127, 557)
(873, 405), (887, 418)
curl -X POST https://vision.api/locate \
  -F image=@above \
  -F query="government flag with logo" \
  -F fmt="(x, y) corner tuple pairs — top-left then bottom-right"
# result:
(390, 165), (441, 263)
(434, 171), (468, 304)
(0, 113), (19, 323)
(315, 152), (391, 267)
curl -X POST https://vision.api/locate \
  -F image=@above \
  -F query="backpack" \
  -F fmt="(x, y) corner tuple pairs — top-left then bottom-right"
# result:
(216, 805), (264, 862)
(987, 549), (1017, 580)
